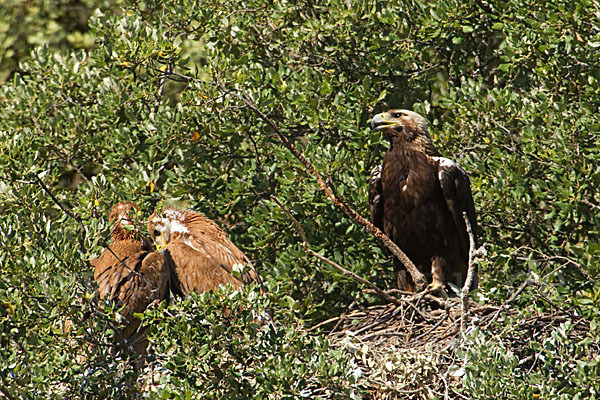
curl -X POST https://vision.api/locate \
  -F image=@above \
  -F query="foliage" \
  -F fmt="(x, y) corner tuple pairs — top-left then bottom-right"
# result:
(0, 0), (122, 83)
(1, 0), (599, 398)
(461, 317), (600, 399)
(142, 286), (361, 399)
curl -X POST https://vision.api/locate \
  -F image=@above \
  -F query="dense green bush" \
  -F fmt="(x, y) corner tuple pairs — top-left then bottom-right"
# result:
(1, 0), (598, 398)
(0, 0), (122, 83)
(143, 286), (360, 398)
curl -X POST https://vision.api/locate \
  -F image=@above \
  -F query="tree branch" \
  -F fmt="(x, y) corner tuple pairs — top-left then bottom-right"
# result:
(0, 382), (18, 400)
(33, 173), (87, 256)
(271, 195), (402, 306)
(460, 211), (487, 331)
(229, 87), (427, 290)
(483, 278), (541, 330)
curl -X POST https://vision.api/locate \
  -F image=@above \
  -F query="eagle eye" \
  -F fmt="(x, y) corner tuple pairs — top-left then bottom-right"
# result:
(392, 112), (404, 118)
(153, 229), (160, 237)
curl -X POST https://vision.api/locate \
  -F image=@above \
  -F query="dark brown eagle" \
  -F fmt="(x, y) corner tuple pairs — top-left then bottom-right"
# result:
(147, 207), (263, 296)
(369, 109), (477, 293)
(90, 202), (170, 355)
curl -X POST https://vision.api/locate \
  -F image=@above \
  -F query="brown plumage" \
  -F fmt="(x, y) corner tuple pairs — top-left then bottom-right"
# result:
(147, 207), (263, 296)
(369, 109), (477, 293)
(90, 202), (169, 355)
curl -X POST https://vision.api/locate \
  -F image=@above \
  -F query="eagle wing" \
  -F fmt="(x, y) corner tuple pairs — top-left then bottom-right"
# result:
(194, 219), (261, 285)
(92, 241), (145, 301)
(164, 239), (249, 295)
(92, 243), (169, 350)
(368, 164), (384, 231)
(434, 157), (477, 264)
(196, 233), (261, 286)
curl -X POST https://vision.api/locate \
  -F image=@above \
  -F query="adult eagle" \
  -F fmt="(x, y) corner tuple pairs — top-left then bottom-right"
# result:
(90, 202), (170, 355)
(369, 109), (477, 293)
(147, 207), (263, 296)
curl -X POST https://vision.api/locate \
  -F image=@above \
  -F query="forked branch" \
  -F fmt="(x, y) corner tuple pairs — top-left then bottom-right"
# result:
(228, 87), (427, 290)
(272, 196), (402, 306)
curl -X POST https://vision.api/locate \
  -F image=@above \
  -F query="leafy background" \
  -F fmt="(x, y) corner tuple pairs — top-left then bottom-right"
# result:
(1, 0), (599, 398)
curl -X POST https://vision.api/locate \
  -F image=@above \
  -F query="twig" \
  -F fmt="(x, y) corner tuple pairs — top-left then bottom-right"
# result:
(0, 382), (17, 400)
(413, 313), (449, 343)
(271, 195), (402, 306)
(33, 173), (87, 256)
(351, 306), (403, 336)
(512, 245), (598, 285)
(460, 211), (486, 331)
(229, 87), (427, 290)
(359, 326), (406, 341)
(404, 298), (433, 322)
(308, 249), (404, 306)
(382, 288), (417, 296)
(224, 6), (266, 19)
(542, 254), (598, 285)
(306, 315), (343, 332)
(483, 278), (537, 330)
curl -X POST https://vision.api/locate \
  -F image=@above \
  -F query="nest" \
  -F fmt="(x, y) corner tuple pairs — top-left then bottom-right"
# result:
(325, 286), (597, 399)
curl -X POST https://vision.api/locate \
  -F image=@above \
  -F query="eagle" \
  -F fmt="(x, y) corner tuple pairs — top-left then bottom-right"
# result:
(369, 109), (477, 293)
(90, 201), (170, 355)
(147, 207), (263, 296)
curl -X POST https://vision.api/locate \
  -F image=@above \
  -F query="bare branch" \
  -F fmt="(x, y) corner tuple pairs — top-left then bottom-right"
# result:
(231, 87), (427, 290)
(271, 195), (402, 306)
(541, 253), (598, 285)
(33, 173), (87, 256)
(306, 315), (344, 332)
(307, 249), (402, 306)
(483, 278), (540, 330)
(460, 211), (486, 331)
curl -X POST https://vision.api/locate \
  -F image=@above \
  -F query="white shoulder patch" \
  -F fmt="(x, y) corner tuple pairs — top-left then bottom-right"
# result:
(370, 165), (382, 184)
(164, 208), (185, 221)
(432, 156), (456, 169)
(432, 156), (465, 182)
(170, 219), (189, 234)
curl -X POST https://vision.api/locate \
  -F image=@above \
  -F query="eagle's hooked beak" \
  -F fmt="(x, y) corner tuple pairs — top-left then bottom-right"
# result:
(370, 112), (399, 131)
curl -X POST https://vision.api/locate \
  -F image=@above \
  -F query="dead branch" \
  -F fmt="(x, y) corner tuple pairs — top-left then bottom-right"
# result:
(306, 315), (344, 332)
(483, 278), (538, 330)
(271, 195), (403, 306)
(228, 87), (427, 290)
(460, 211), (486, 331)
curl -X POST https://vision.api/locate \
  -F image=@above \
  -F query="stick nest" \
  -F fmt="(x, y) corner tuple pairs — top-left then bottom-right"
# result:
(326, 290), (597, 399)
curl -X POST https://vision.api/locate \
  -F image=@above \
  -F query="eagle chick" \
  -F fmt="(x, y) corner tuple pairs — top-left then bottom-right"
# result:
(91, 201), (170, 356)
